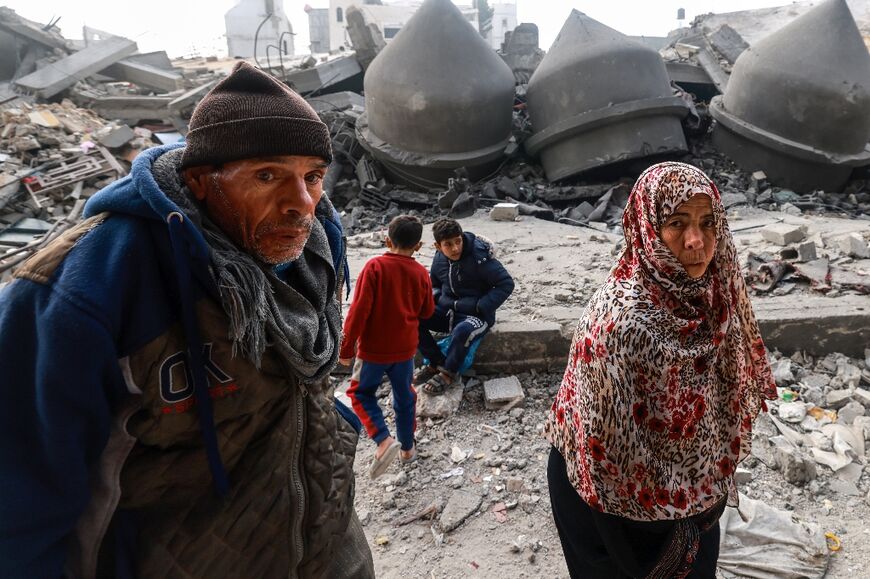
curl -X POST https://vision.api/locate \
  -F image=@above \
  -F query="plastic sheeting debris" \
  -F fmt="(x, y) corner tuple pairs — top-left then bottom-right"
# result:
(718, 494), (829, 579)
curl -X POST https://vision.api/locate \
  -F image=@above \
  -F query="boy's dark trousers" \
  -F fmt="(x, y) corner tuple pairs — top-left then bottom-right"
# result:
(346, 358), (416, 451)
(418, 307), (489, 375)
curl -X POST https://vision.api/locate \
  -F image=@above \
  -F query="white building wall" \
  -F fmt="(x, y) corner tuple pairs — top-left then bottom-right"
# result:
(226, 0), (295, 59)
(488, 3), (517, 50)
(328, 0), (480, 51)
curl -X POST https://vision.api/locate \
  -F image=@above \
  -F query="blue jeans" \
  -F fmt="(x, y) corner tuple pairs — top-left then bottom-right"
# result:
(418, 308), (489, 375)
(346, 358), (416, 451)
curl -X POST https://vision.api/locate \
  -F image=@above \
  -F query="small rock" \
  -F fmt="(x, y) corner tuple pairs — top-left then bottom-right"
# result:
(797, 241), (817, 262)
(734, 468), (753, 484)
(839, 233), (869, 259)
(838, 401), (865, 425)
(417, 382), (464, 418)
(772, 359), (795, 386)
(506, 477), (525, 493)
(440, 490), (483, 532)
(778, 401), (807, 423)
(828, 479), (862, 497)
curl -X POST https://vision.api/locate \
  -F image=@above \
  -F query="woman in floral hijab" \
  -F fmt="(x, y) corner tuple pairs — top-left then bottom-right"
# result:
(545, 162), (776, 578)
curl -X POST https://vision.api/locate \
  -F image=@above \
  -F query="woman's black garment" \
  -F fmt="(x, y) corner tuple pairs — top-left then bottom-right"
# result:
(547, 447), (722, 579)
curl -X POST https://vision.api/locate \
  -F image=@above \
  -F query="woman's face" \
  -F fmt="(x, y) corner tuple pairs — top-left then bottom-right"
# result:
(660, 193), (717, 278)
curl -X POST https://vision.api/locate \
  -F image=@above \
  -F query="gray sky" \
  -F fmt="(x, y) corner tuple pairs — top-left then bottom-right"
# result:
(4, 0), (793, 58)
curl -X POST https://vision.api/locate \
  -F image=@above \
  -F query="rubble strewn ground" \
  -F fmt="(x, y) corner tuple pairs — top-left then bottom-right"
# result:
(2, 3), (870, 575)
(343, 348), (870, 578)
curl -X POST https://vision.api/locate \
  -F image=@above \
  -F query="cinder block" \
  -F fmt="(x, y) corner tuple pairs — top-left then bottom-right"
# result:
(760, 223), (805, 246)
(490, 203), (519, 222)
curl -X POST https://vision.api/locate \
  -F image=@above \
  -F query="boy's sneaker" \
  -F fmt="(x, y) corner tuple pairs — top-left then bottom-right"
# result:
(413, 365), (439, 385)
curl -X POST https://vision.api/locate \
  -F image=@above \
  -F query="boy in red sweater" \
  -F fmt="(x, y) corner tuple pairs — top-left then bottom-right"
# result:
(339, 215), (435, 478)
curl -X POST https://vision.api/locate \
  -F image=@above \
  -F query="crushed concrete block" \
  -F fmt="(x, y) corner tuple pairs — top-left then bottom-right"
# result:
(839, 233), (869, 258)
(760, 223), (805, 246)
(417, 382), (464, 419)
(852, 388), (870, 410)
(826, 389), (854, 410)
(797, 241), (817, 262)
(800, 373), (831, 390)
(27, 110), (60, 128)
(98, 125), (135, 149)
(490, 203), (519, 222)
(828, 478), (862, 497)
(838, 400), (865, 425)
(777, 401), (807, 423)
(734, 468), (753, 485)
(439, 490), (482, 532)
(483, 376), (525, 410)
(771, 436), (816, 485)
(771, 358), (794, 386)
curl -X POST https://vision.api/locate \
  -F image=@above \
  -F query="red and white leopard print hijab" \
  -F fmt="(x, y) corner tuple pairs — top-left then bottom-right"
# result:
(545, 162), (776, 521)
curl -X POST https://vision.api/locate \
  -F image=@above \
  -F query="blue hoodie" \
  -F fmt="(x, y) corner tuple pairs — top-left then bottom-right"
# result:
(0, 144), (350, 577)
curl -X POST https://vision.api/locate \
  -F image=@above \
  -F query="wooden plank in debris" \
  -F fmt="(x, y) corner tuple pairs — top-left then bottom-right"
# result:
(14, 37), (138, 99)
(100, 59), (183, 92)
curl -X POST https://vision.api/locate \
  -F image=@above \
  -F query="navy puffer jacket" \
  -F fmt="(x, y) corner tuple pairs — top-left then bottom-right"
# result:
(430, 232), (514, 326)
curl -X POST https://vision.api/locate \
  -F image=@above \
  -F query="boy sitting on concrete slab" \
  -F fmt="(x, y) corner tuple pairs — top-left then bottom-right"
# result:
(339, 215), (435, 478)
(416, 218), (515, 395)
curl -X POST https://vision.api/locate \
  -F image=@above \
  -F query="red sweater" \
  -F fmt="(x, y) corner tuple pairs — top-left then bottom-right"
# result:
(340, 252), (435, 363)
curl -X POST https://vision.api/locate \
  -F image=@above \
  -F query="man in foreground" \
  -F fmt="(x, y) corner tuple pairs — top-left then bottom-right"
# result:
(0, 62), (373, 578)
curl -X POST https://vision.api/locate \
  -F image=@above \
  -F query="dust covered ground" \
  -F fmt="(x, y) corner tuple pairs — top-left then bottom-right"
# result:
(344, 369), (870, 578)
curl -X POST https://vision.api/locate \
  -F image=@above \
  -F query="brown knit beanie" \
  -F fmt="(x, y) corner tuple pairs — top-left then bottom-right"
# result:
(180, 61), (332, 168)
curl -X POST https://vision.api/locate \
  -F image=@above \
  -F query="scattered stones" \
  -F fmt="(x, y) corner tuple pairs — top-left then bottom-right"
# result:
(483, 376), (526, 410)
(760, 223), (805, 246)
(439, 490), (483, 532)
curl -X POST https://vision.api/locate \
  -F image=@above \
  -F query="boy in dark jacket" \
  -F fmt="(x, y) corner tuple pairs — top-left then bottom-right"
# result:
(416, 218), (515, 394)
(339, 215), (435, 477)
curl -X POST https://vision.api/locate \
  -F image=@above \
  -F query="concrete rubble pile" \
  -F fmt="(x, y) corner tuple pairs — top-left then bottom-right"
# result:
(2, 0), (869, 284)
(750, 350), (870, 503)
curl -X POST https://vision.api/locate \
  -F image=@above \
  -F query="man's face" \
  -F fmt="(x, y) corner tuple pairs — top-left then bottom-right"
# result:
(185, 155), (327, 264)
(435, 235), (463, 261)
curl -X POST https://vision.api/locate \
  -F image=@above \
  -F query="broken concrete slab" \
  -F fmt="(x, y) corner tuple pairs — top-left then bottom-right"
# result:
(754, 294), (870, 359)
(707, 24), (748, 64)
(483, 376), (525, 410)
(760, 222), (805, 245)
(14, 37), (138, 99)
(100, 59), (183, 92)
(124, 51), (174, 70)
(84, 95), (173, 124)
(417, 382), (464, 419)
(839, 233), (869, 258)
(838, 400), (865, 425)
(796, 241), (817, 262)
(0, 7), (68, 52)
(98, 125), (135, 149)
(474, 321), (569, 374)
(283, 55), (363, 95)
(439, 489), (482, 532)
